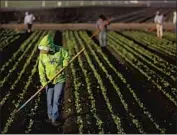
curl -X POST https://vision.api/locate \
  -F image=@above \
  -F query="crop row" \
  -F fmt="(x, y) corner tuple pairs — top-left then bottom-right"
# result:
(25, 87), (41, 133)
(16, 31), (54, 134)
(108, 33), (176, 98)
(84, 30), (165, 133)
(0, 31), (39, 74)
(0, 31), (43, 90)
(74, 30), (130, 133)
(77, 31), (147, 133)
(163, 32), (177, 43)
(122, 31), (176, 58)
(0, 29), (16, 41)
(107, 35), (177, 106)
(0, 35), (20, 51)
(1, 29), (175, 133)
(66, 30), (105, 133)
(67, 33), (84, 133)
(85, 30), (168, 133)
(65, 30), (104, 133)
(1, 58), (39, 134)
(1, 31), (50, 133)
(109, 32), (176, 76)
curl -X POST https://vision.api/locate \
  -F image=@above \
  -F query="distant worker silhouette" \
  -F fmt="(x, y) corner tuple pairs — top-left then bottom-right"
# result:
(154, 11), (164, 39)
(24, 11), (35, 33)
(173, 11), (176, 33)
(96, 15), (113, 47)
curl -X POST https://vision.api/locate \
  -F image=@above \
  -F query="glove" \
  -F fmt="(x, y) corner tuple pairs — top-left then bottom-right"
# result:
(42, 81), (48, 87)
(63, 60), (69, 67)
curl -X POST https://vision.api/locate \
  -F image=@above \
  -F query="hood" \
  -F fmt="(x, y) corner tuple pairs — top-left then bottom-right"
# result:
(38, 34), (55, 52)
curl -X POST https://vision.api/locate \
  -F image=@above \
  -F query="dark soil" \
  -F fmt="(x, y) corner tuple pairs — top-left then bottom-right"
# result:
(0, 32), (31, 68)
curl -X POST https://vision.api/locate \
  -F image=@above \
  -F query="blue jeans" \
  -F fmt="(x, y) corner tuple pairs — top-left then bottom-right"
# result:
(99, 30), (107, 47)
(46, 82), (65, 122)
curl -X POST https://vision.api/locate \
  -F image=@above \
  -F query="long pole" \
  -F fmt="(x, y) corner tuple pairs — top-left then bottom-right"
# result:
(91, 30), (100, 38)
(15, 48), (85, 113)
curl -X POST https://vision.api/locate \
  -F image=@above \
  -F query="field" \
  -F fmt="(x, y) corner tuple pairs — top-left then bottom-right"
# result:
(0, 28), (176, 134)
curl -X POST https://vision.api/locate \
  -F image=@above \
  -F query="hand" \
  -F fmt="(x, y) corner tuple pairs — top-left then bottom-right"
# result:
(42, 81), (48, 87)
(63, 60), (69, 67)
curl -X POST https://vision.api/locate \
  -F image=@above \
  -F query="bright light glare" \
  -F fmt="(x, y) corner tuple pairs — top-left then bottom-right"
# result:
(58, 1), (62, 6)
(130, 1), (138, 4)
(92, 1), (96, 5)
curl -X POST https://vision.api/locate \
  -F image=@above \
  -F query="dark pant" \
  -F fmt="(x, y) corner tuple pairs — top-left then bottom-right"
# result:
(27, 23), (32, 32)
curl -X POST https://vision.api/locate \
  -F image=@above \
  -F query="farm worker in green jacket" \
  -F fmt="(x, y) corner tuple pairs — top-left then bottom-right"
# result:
(38, 34), (70, 126)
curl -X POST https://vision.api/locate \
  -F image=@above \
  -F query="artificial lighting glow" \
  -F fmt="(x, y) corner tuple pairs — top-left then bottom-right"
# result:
(80, 1), (84, 6)
(92, 1), (96, 5)
(124, 1), (129, 4)
(130, 1), (138, 4)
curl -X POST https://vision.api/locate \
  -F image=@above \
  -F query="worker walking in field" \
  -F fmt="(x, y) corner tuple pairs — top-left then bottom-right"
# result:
(173, 11), (176, 33)
(96, 15), (112, 47)
(154, 11), (164, 39)
(38, 34), (70, 126)
(24, 11), (35, 33)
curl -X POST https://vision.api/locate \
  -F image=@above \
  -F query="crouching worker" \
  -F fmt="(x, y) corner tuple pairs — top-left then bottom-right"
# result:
(38, 34), (70, 126)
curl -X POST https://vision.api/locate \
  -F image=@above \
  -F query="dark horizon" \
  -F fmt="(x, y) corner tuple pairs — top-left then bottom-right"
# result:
(0, 1), (176, 11)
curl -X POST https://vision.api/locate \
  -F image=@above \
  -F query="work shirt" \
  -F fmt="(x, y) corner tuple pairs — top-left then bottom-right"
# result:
(173, 12), (176, 24)
(154, 15), (163, 24)
(96, 18), (110, 31)
(24, 14), (35, 25)
(38, 34), (70, 86)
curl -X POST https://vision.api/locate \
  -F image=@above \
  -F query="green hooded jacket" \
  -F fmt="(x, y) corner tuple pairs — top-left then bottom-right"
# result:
(38, 34), (70, 86)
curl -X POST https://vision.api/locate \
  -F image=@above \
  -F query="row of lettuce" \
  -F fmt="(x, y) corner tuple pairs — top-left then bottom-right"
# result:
(62, 30), (175, 133)
(108, 31), (176, 105)
(1, 31), (52, 133)
(1, 29), (176, 133)
(0, 29), (20, 51)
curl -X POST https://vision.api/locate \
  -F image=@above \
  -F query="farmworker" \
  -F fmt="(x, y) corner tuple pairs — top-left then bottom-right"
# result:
(173, 11), (176, 33)
(154, 11), (164, 39)
(24, 11), (35, 33)
(38, 34), (70, 126)
(96, 15), (112, 47)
